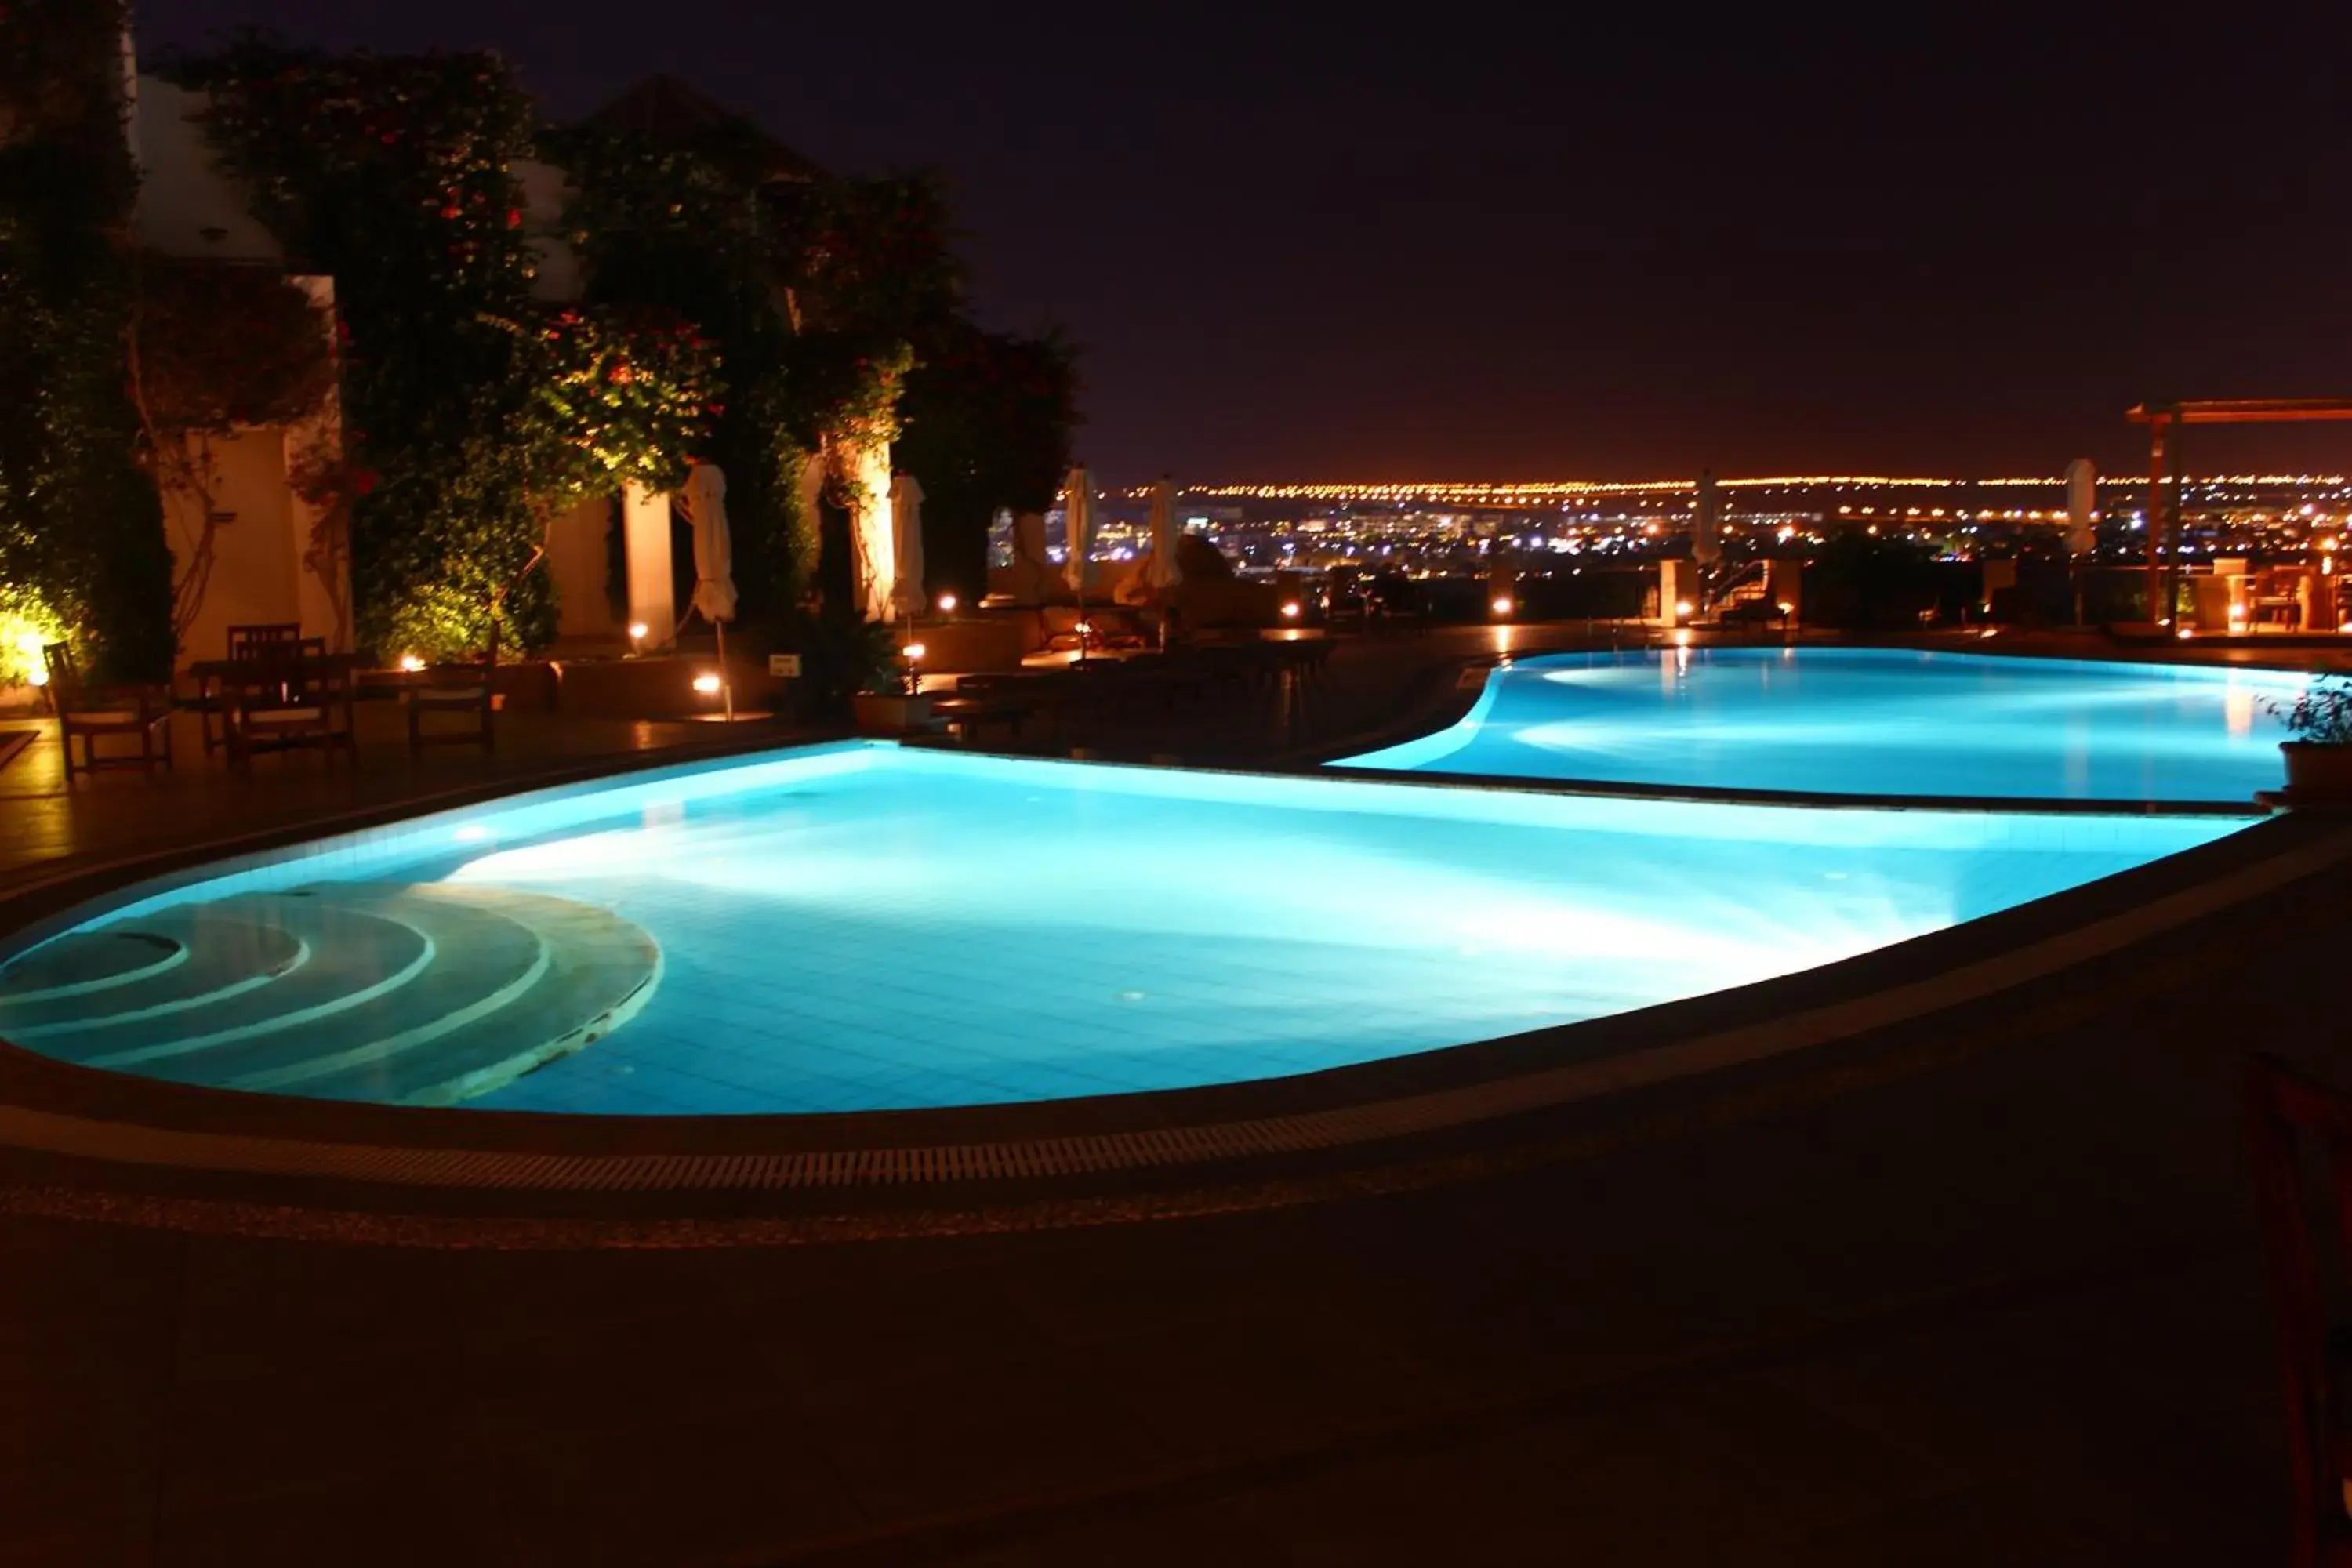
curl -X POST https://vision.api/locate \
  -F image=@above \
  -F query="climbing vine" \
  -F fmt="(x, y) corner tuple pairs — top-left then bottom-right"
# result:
(0, 0), (177, 681)
(549, 113), (962, 626)
(164, 38), (717, 659)
(127, 254), (339, 644)
(148, 38), (1073, 659)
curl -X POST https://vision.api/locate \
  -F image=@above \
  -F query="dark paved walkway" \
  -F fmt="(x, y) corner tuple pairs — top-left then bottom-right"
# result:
(0, 629), (2329, 1564)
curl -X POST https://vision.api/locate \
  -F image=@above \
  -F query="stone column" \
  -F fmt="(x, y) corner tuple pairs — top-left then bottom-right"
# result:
(622, 479), (673, 644)
(844, 441), (895, 624)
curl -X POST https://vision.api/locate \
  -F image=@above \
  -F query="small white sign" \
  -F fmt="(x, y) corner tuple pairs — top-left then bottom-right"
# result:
(768, 653), (802, 678)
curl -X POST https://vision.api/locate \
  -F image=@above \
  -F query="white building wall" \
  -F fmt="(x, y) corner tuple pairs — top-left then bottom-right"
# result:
(168, 429), (303, 666)
(132, 78), (281, 262)
(512, 158), (584, 303)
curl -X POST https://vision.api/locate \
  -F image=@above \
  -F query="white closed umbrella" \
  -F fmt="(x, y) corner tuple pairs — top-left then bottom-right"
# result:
(890, 473), (926, 619)
(1142, 476), (1181, 594)
(684, 463), (738, 720)
(1062, 464), (1092, 593)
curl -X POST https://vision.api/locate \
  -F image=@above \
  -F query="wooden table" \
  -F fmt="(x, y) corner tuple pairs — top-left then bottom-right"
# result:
(187, 652), (365, 765)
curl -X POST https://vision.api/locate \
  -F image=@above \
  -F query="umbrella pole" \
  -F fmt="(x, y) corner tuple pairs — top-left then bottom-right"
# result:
(717, 618), (733, 721)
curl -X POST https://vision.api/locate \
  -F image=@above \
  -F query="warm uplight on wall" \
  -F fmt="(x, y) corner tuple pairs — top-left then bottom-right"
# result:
(1675, 600), (1693, 617)
(1673, 629), (1693, 647)
(397, 653), (425, 673)
(13, 629), (46, 684)
(628, 621), (649, 653)
(936, 592), (959, 614)
(902, 642), (927, 662)
(1775, 601), (1794, 615)
(1490, 596), (1513, 616)
(2227, 604), (2248, 623)
(2176, 627), (2195, 641)
(1280, 601), (1301, 619)
(692, 672), (722, 694)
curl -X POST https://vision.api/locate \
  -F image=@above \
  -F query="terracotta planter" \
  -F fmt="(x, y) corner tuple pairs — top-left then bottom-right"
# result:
(851, 691), (932, 736)
(2281, 742), (2352, 804)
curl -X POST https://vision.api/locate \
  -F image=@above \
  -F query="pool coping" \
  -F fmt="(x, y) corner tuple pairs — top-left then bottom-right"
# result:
(0, 737), (2336, 1231)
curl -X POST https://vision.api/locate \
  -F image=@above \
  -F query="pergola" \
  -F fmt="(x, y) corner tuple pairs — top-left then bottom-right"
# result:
(2128, 397), (2352, 625)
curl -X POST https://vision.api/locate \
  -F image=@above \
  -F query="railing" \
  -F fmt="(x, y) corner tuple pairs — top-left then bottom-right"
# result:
(1699, 558), (1769, 617)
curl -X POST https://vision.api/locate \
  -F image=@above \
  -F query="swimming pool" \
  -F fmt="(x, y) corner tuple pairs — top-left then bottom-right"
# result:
(0, 742), (2243, 1114)
(1334, 648), (2299, 802)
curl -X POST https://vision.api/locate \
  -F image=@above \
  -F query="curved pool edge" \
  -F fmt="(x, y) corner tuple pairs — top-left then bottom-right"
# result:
(1323, 641), (2303, 807)
(0, 760), (2336, 1243)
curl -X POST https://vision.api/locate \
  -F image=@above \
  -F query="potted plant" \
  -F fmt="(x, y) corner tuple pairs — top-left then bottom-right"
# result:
(849, 641), (932, 736)
(2267, 674), (2352, 803)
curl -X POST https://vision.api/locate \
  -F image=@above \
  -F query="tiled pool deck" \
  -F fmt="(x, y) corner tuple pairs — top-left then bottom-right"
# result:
(0, 630), (2346, 1562)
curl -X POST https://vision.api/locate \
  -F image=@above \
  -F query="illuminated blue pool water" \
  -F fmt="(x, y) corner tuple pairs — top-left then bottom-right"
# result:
(0, 743), (2243, 1114)
(1336, 648), (2298, 802)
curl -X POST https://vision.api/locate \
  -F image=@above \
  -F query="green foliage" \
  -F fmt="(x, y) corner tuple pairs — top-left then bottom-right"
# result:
(524, 305), (715, 499)
(0, 0), (176, 681)
(2267, 676), (2352, 746)
(775, 172), (963, 339)
(172, 38), (717, 659)
(894, 323), (1080, 601)
(0, 580), (70, 687)
(543, 119), (809, 621)
(546, 122), (944, 629)
(165, 42), (1073, 656)
(793, 610), (898, 713)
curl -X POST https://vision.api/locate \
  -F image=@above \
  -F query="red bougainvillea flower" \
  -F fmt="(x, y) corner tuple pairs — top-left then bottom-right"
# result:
(506, 208), (523, 228)
(350, 468), (380, 497)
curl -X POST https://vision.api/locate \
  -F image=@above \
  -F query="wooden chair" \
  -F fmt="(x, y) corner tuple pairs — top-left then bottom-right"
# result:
(197, 622), (305, 754)
(225, 638), (355, 768)
(43, 643), (173, 781)
(226, 622), (303, 660)
(405, 622), (498, 757)
(2245, 1054), (2352, 1567)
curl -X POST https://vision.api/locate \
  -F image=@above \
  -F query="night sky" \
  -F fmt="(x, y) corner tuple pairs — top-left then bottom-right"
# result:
(137, 2), (2352, 484)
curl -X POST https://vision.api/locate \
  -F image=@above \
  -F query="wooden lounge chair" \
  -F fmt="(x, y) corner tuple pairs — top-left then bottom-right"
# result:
(406, 624), (498, 756)
(43, 643), (173, 781)
(2245, 1053), (2352, 1567)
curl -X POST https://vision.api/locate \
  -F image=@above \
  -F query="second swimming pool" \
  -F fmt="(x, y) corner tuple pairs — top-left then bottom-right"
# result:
(1334, 647), (2299, 802)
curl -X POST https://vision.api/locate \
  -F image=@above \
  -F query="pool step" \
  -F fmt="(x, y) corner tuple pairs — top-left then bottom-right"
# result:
(0, 903), (314, 1039)
(291, 889), (662, 1105)
(38, 899), (435, 1068)
(0, 885), (660, 1105)
(131, 889), (549, 1086)
(0, 928), (187, 1003)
